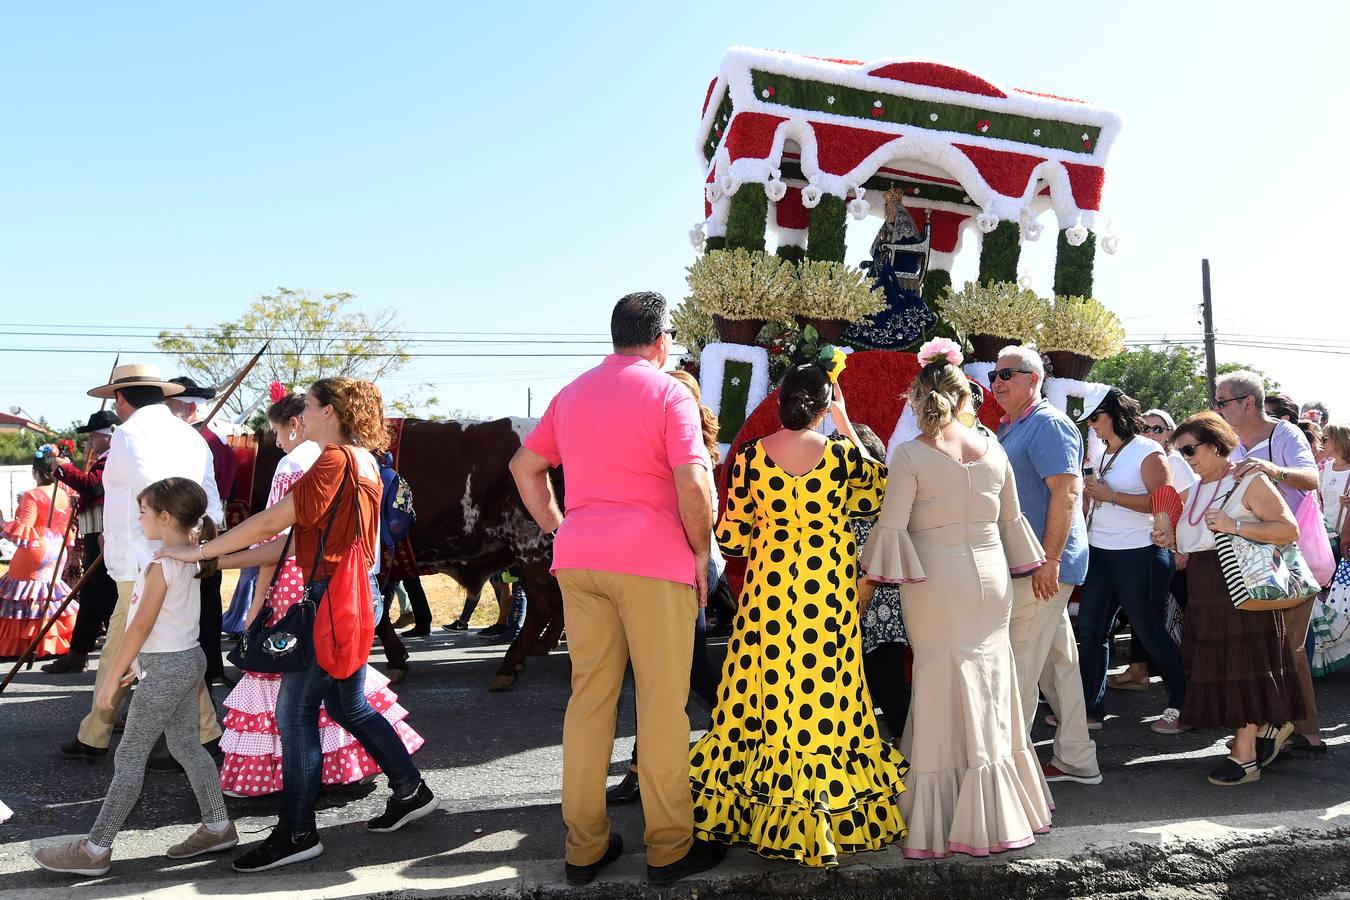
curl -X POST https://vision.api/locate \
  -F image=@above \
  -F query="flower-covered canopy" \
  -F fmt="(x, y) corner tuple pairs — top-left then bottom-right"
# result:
(698, 48), (1123, 259)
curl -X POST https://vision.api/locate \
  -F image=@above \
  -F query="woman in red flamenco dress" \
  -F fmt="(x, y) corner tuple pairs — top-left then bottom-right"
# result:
(0, 458), (75, 658)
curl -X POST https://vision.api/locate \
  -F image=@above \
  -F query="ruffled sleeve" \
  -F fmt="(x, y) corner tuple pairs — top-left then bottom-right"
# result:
(999, 453), (1047, 573)
(839, 437), (887, 518)
(714, 445), (756, 558)
(3, 490), (43, 547)
(859, 445), (926, 583)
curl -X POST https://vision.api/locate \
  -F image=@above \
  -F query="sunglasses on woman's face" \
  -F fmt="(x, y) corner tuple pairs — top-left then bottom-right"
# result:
(991, 367), (1032, 382)
(1145, 425), (1168, 434)
(1177, 441), (1206, 457)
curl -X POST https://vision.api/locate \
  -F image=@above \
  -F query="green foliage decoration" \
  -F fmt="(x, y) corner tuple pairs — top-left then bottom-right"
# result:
(807, 195), (847, 263)
(978, 220), (1021, 285)
(725, 187), (768, 253)
(1053, 230), (1096, 298)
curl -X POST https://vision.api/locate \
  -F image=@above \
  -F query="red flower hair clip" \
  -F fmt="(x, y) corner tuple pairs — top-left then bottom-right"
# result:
(269, 381), (288, 403)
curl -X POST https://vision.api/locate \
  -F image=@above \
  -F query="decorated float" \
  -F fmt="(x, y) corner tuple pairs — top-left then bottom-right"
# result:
(676, 47), (1129, 461)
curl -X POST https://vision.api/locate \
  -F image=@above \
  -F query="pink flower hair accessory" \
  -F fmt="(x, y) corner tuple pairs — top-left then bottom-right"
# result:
(269, 381), (288, 403)
(917, 338), (964, 369)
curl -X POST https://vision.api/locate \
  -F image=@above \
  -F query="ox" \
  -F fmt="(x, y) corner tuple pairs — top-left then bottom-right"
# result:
(392, 417), (563, 691)
(246, 417), (564, 691)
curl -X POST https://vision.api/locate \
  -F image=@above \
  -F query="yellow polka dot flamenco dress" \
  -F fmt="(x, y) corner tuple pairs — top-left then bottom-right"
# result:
(690, 436), (907, 867)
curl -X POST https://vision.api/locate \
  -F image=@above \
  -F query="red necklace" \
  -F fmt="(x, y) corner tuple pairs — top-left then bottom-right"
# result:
(1187, 465), (1233, 526)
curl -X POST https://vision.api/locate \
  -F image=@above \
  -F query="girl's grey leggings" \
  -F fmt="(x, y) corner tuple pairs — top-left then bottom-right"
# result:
(89, 646), (228, 847)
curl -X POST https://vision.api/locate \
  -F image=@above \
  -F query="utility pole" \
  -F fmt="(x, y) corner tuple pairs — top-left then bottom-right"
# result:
(527, 387), (532, 418)
(1201, 259), (1217, 401)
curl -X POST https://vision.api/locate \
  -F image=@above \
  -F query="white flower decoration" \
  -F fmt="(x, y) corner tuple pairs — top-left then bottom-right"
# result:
(801, 184), (823, 208)
(689, 223), (707, 248)
(730, 376), (741, 386)
(827, 95), (835, 105)
(929, 112), (939, 122)
(1032, 128), (1041, 137)
(1065, 223), (1089, 246)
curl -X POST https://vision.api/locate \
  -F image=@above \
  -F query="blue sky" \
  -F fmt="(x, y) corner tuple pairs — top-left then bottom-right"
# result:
(3, 1), (1347, 428)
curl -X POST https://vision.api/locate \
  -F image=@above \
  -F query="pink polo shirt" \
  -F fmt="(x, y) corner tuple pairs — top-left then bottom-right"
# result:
(524, 354), (707, 586)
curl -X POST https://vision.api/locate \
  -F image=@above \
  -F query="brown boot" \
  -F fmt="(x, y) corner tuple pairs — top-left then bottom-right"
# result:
(42, 652), (88, 674)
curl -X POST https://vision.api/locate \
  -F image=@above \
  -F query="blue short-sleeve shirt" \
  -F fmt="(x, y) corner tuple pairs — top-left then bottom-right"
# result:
(998, 399), (1090, 585)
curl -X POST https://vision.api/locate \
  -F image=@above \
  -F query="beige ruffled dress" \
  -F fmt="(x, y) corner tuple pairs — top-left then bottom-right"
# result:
(860, 437), (1052, 860)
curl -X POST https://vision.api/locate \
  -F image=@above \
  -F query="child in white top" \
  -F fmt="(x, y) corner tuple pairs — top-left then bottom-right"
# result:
(33, 477), (235, 877)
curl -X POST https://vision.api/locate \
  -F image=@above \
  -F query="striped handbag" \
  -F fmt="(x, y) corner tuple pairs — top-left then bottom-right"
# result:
(1214, 478), (1319, 612)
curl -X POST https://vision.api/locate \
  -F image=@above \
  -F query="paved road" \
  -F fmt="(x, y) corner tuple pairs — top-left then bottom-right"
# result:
(2, 629), (1349, 898)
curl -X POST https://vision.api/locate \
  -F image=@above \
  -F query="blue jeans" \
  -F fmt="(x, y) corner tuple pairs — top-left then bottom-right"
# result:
(276, 575), (422, 833)
(1078, 545), (1186, 719)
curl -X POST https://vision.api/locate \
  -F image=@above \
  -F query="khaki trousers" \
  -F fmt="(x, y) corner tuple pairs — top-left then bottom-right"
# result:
(1284, 597), (1320, 736)
(557, 568), (696, 868)
(77, 581), (222, 749)
(1009, 578), (1099, 777)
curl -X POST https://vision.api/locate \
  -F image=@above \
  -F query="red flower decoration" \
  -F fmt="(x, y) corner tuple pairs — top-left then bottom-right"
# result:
(977, 119), (991, 133)
(871, 106), (886, 118)
(767, 86), (775, 97)
(1083, 138), (1092, 150)
(57, 439), (76, 458)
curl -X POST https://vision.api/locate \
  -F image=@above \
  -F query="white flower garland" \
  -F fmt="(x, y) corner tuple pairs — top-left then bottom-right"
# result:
(699, 342), (771, 458)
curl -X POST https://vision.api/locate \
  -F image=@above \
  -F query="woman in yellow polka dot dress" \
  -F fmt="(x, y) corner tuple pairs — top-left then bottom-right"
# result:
(689, 361), (908, 867)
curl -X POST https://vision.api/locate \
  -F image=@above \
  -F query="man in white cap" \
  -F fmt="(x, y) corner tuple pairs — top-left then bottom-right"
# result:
(43, 410), (122, 674)
(58, 363), (224, 762)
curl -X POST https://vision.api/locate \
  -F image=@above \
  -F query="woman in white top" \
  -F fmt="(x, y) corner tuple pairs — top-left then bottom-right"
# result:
(1160, 412), (1303, 785)
(1110, 408), (1200, 691)
(1076, 389), (1187, 733)
(33, 477), (236, 877)
(1319, 424), (1350, 559)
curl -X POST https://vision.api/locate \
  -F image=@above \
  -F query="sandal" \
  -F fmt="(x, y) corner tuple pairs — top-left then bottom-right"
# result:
(1107, 673), (1150, 692)
(1256, 722), (1296, 768)
(1208, 756), (1260, 786)
(1281, 733), (1328, 756)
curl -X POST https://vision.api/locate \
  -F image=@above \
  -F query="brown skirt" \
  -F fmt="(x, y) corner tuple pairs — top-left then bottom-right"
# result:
(1179, 550), (1305, 730)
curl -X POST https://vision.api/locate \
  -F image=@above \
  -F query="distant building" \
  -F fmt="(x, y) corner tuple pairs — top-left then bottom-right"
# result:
(0, 411), (52, 435)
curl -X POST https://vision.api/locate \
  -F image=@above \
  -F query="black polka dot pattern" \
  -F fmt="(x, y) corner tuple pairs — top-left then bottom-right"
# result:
(695, 437), (909, 867)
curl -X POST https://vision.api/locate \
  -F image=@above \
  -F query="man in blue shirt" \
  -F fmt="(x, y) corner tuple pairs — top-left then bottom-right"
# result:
(993, 346), (1101, 785)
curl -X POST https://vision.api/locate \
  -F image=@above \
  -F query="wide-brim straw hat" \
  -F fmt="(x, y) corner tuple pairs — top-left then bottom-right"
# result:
(88, 363), (186, 400)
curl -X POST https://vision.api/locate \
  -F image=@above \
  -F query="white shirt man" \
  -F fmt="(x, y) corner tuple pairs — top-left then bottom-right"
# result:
(102, 403), (222, 582)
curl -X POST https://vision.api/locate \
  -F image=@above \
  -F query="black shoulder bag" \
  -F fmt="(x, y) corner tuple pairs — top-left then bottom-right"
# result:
(227, 476), (347, 674)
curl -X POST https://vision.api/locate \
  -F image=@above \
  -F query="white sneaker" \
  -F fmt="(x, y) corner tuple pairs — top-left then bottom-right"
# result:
(1150, 708), (1192, 734)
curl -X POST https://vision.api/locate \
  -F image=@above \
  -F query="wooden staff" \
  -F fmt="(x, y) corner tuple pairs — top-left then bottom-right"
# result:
(96, 351), (120, 413)
(1, 550), (102, 694)
(201, 342), (270, 431)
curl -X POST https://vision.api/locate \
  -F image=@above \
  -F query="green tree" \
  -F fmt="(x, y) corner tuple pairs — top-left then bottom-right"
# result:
(155, 288), (411, 418)
(1090, 346), (1211, 420)
(1090, 346), (1278, 421)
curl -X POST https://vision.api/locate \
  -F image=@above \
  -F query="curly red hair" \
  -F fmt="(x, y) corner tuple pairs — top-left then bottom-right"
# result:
(309, 377), (389, 453)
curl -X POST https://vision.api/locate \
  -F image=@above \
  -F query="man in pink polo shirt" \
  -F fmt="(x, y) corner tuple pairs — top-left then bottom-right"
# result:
(510, 292), (725, 886)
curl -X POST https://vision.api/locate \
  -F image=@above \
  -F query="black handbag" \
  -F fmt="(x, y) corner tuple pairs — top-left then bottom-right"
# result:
(227, 478), (346, 674)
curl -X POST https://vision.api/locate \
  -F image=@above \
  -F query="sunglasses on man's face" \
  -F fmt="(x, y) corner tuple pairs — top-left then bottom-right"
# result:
(1177, 441), (1206, 457)
(991, 367), (1032, 382)
(1213, 395), (1247, 410)
(664, 327), (678, 340)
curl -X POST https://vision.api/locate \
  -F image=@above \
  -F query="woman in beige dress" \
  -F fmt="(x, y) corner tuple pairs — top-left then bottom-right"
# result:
(860, 340), (1052, 859)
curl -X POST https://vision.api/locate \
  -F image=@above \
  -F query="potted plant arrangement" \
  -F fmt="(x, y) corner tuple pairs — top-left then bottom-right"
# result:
(685, 248), (799, 345)
(793, 260), (885, 343)
(935, 281), (1048, 362)
(1039, 295), (1126, 381)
